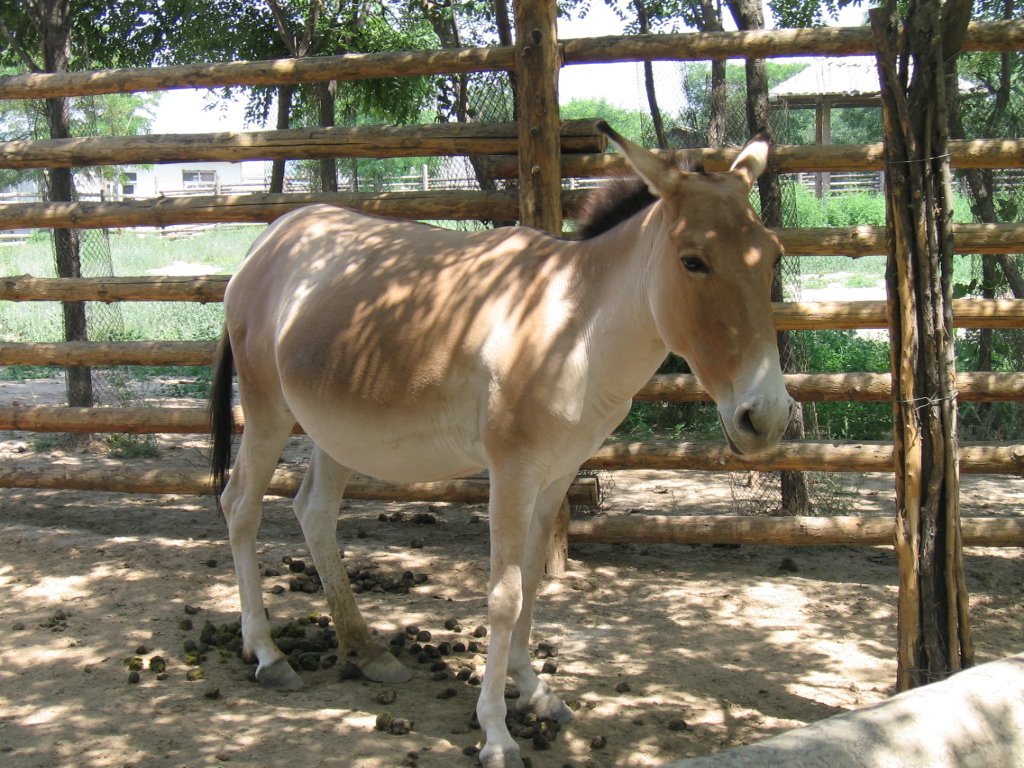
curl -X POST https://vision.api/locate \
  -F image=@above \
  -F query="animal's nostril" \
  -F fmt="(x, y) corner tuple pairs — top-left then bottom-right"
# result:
(737, 408), (758, 436)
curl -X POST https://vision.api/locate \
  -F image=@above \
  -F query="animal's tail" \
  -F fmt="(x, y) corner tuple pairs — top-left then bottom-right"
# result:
(209, 328), (236, 500)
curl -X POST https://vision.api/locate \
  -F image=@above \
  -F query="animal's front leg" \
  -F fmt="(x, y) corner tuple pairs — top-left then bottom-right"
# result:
(476, 470), (544, 768)
(507, 475), (576, 725)
(293, 447), (410, 684)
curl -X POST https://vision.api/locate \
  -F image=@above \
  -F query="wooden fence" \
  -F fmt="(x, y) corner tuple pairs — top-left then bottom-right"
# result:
(1, 10), (1023, 549)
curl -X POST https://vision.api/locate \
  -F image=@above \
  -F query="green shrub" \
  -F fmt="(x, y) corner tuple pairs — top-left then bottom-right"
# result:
(803, 330), (893, 441)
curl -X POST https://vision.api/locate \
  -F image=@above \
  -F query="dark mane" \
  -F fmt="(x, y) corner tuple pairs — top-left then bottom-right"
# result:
(573, 153), (706, 240)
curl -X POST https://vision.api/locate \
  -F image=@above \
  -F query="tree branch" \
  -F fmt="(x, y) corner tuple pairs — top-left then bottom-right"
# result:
(0, 17), (42, 72)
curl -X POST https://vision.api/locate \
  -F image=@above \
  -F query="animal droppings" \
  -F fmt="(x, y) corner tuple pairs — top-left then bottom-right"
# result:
(186, 668), (205, 681)
(412, 512), (436, 525)
(179, 618), (193, 631)
(462, 745), (479, 757)
(535, 642), (559, 660)
(127, 671), (141, 684)
(375, 689), (397, 705)
(149, 656), (167, 674)
(452, 641), (467, 653)
(437, 687), (457, 699)
(204, 559), (218, 568)
(667, 719), (689, 731)
(288, 559), (306, 573)
(542, 660), (558, 674)
(410, 538), (424, 549)
(124, 656), (144, 671)
(339, 662), (363, 680)
(184, 605), (201, 615)
(405, 624), (420, 636)
(615, 681), (631, 693)
(204, 687), (221, 699)
(472, 625), (487, 638)
(780, 557), (800, 572)
(375, 712), (393, 731)
(590, 735), (607, 750)
(389, 718), (412, 735)
(135, 644), (150, 655)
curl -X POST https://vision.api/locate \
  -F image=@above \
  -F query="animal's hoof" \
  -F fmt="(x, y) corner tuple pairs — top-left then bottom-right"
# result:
(256, 657), (303, 690)
(517, 689), (574, 724)
(478, 745), (525, 768)
(360, 650), (412, 684)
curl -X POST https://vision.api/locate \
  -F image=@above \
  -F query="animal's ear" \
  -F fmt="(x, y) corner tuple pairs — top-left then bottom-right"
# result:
(597, 120), (684, 198)
(730, 128), (771, 189)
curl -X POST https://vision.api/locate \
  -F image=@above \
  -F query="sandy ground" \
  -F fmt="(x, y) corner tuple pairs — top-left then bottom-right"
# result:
(1, 377), (1023, 768)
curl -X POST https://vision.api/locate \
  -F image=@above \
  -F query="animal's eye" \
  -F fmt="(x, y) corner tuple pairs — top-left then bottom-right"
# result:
(681, 255), (709, 274)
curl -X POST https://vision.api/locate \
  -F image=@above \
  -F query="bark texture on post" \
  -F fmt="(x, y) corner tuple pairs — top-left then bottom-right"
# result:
(37, 0), (91, 410)
(514, 0), (561, 233)
(871, 0), (973, 691)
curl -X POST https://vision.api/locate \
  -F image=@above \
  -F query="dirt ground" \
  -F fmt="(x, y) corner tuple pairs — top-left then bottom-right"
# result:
(1, 378), (1023, 768)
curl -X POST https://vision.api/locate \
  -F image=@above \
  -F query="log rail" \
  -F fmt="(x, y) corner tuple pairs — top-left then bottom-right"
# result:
(0, 21), (1019, 100)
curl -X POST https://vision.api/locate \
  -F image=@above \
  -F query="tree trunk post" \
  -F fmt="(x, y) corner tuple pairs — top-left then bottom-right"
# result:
(871, 0), (974, 691)
(513, 0), (561, 233)
(37, 0), (92, 411)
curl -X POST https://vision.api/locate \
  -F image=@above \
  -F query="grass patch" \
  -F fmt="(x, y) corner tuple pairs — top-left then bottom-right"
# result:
(106, 434), (161, 459)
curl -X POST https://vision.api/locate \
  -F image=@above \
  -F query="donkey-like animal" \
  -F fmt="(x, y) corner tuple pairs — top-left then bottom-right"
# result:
(209, 123), (793, 768)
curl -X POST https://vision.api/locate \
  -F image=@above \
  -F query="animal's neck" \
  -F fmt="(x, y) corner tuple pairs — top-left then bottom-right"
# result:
(570, 205), (671, 406)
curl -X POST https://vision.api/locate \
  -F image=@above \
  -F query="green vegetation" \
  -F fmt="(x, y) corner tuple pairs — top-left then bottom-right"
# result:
(0, 227), (260, 345)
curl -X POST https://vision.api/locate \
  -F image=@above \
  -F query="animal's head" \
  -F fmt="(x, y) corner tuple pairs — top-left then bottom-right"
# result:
(596, 121), (793, 455)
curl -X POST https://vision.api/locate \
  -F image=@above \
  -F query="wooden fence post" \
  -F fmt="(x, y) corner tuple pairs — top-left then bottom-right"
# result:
(872, 0), (974, 691)
(513, 0), (562, 233)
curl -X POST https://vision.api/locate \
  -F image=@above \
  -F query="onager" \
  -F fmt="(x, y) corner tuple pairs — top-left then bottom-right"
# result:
(209, 123), (793, 768)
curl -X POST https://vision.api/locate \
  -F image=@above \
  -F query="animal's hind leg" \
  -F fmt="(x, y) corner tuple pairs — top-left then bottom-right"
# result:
(507, 474), (576, 724)
(220, 406), (300, 690)
(293, 446), (410, 684)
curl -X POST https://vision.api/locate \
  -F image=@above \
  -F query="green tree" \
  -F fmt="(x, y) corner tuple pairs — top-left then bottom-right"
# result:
(561, 98), (648, 143)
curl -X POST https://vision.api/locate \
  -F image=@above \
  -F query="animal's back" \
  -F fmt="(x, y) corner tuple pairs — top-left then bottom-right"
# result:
(225, 204), (576, 481)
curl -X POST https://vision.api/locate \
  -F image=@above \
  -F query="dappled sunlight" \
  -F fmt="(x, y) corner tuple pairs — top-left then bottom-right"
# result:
(2, 475), (1021, 766)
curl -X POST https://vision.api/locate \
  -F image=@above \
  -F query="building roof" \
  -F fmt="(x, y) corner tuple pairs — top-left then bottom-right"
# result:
(771, 57), (881, 100)
(771, 57), (979, 103)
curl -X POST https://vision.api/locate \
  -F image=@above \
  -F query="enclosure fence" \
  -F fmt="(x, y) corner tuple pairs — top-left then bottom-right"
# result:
(1, 11), (1023, 554)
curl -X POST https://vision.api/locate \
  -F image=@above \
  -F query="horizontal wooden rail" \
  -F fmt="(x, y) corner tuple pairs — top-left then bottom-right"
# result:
(0, 22), (1019, 100)
(0, 275), (232, 303)
(0, 190), (523, 231)
(482, 139), (1024, 179)
(0, 422), (1018, 473)
(567, 514), (1024, 547)
(0, 463), (599, 507)
(583, 440), (1024, 475)
(779, 223), (1024, 258)
(1, 300), (1020, 367)
(0, 120), (606, 170)
(0, 374), (1020, 439)
(560, 20), (1024, 65)
(0, 47), (517, 100)
(635, 371), (1024, 403)
(3, 198), (1021, 256)
(0, 340), (217, 366)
